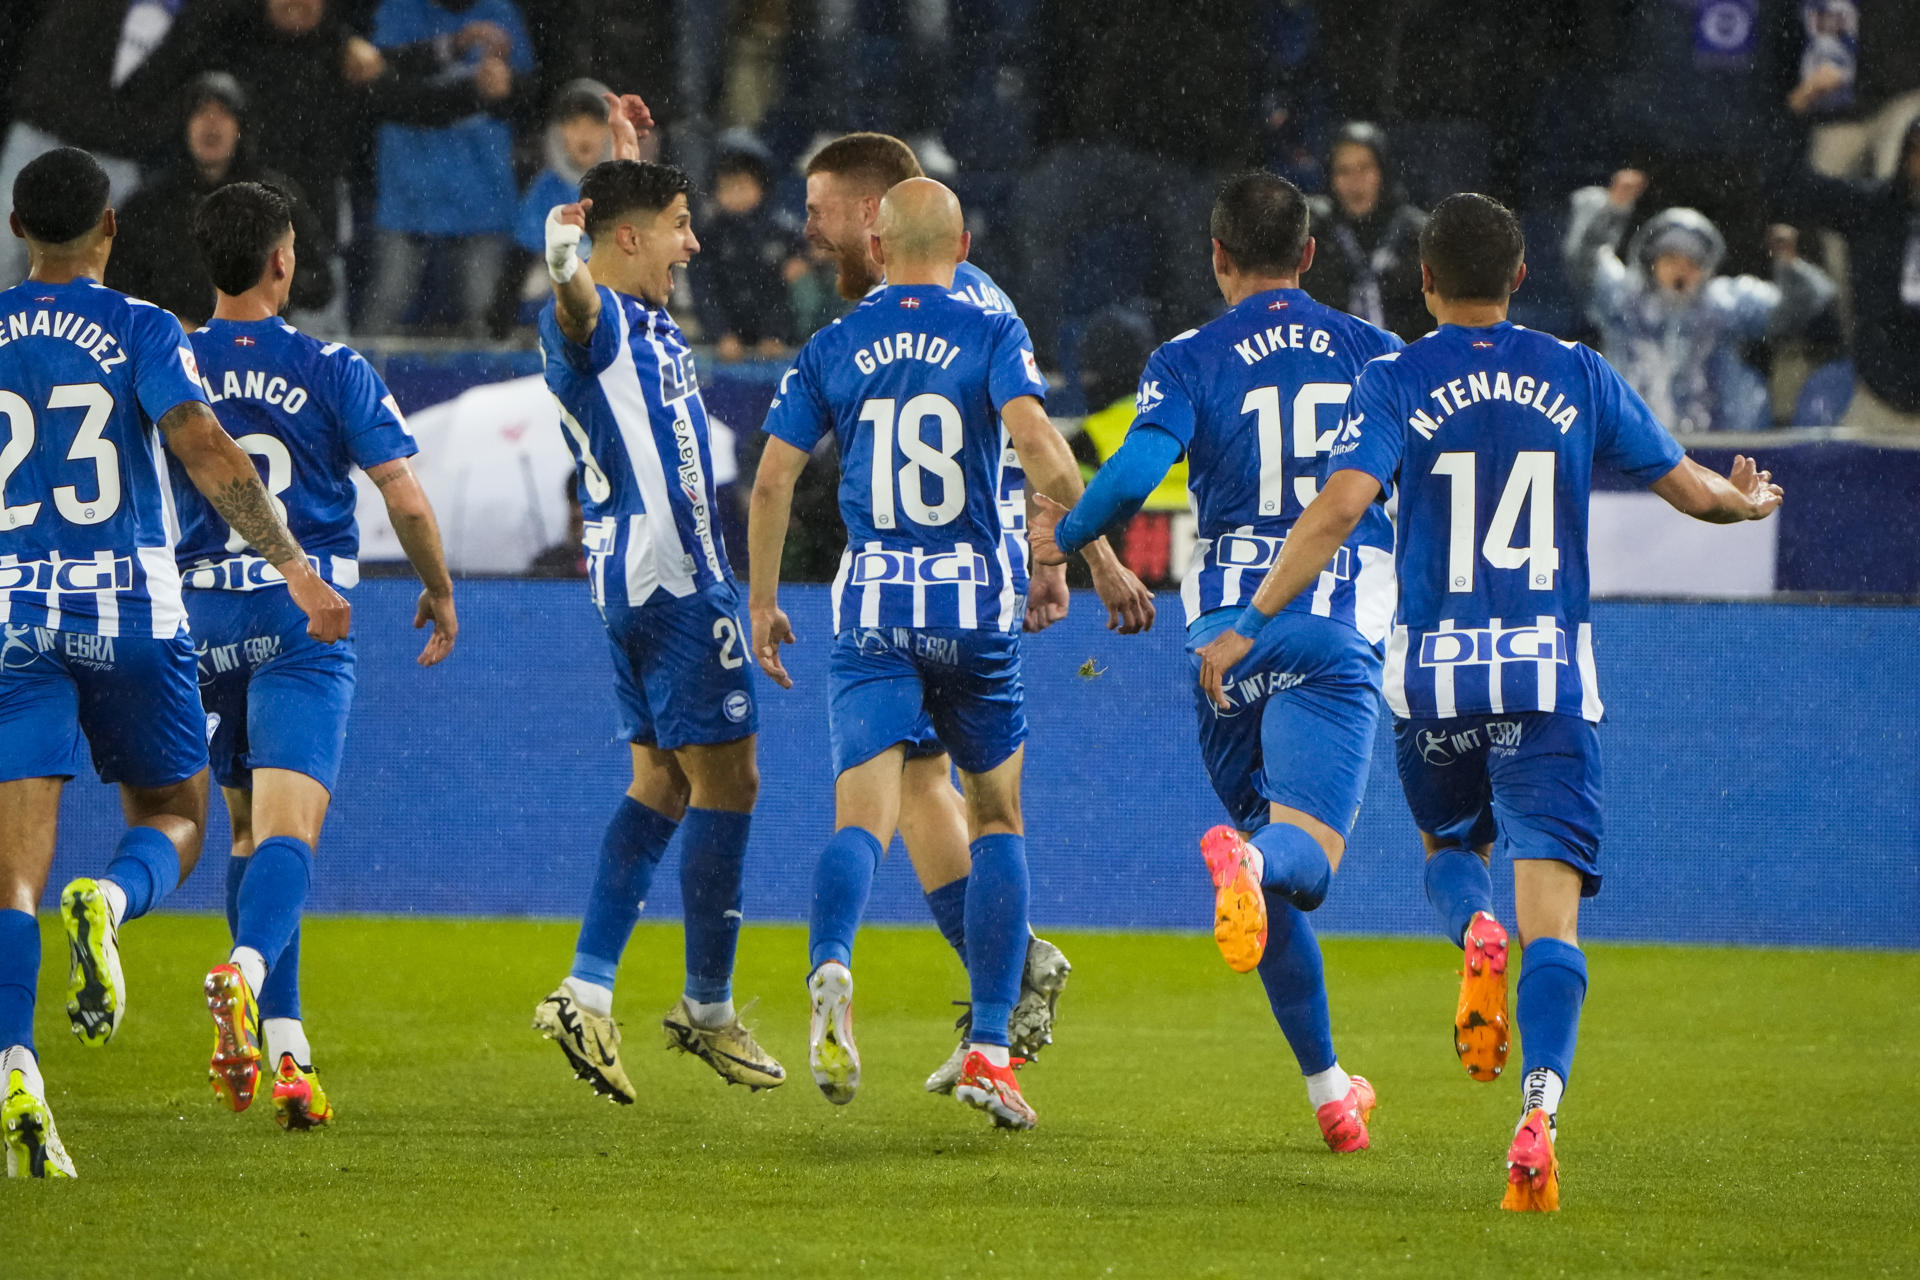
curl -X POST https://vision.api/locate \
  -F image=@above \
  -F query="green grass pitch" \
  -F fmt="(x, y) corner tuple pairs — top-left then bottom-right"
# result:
(6, 914), (1915, 1278)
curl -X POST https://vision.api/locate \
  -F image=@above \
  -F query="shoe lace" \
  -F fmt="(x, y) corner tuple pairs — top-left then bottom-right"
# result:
(948, 1000), (972, 1037)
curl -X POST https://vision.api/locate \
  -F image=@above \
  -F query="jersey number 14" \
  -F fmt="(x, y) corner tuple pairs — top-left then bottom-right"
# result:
(1431, 450), (1560, 592)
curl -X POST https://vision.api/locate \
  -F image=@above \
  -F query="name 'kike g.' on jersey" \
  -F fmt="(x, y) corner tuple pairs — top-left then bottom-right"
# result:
(0, 278), (209, 638)
(1333, 321), (1686, 722)
(761, 283), (1048, 633)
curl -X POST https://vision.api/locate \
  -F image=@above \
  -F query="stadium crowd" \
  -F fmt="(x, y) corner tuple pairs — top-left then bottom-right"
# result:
(4, 0), (1918, 446)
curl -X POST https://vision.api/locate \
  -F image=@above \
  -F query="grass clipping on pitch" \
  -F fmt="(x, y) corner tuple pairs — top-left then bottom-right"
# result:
(12, 915), (1916, 1278)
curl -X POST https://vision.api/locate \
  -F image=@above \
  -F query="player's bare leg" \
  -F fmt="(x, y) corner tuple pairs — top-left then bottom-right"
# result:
(222, 774), (332, 1124)
(1501, 859), (1587, 1212)
(1, 778), (76, 1177)
(536, 743), (688, 1104)
(950, 749), (1038, 1130)
(659, 737), (784, 1089)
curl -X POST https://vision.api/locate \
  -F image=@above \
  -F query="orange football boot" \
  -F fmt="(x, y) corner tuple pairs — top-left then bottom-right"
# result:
(1501, 1108), (1560, 1212)
(1455, 911), (1510, 1082)
(1200, 826), (1268, 973)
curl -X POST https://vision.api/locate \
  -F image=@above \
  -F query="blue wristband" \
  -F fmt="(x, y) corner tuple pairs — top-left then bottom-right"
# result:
(1232, 607), (1275, 641)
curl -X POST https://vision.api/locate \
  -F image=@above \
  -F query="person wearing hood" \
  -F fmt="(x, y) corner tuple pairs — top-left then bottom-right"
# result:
(1775, 115), (1920, 434)
(105, 72), (334, 327)
(510, 80), (613, 314)
(1565, 168), (1836, 434)
(687, 130), (805, 361)
(1301, 123), (1429, 342)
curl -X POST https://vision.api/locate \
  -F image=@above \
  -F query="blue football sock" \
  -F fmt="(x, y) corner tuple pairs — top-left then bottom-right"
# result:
(259, 927), (302, 1022)
(233, 836), (312, 972)
(680, 807), (751, 1005)
(1250, 822), (1332, 911)
(963, 834), (1028, 1046)
(924, 876), (968, 962)
(101, 825), (182, 922)
(809, 826), (883, 972)
(1516, 939), (1588, 1083)
(569, 797), (678, 990)
(1255, 893), (1337, 1077)
(1424, 848), (1494, 948)
(0, 909), (38, 1054)
(224, 852), (247, 939)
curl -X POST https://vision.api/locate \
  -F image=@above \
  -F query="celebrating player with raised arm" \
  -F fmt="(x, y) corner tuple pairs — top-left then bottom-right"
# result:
(750, 179), (1129, 1128)
(163, 181), (457, 1128)
(529, 154), (785, 1101)
(1194, 194), (1782, 1209)
(1029, 172), (1400, 1153)
(0, 148), (347, 1178)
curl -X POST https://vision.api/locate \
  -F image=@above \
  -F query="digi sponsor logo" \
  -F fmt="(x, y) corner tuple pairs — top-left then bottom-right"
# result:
(848, 547), (990, 587)
(723, 691), (751, 723)
(1417, 623), (1568, 667)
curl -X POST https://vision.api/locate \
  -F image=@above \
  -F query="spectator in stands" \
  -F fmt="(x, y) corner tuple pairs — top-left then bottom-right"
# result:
(361, 0), (533, 336)
(1566, 168), (1835, 434)
(1301, 123), (1429, 342)
(1776, 118), (1920, 435)
(688, 131), (806, 362)
(106, 72), (334, 327)
(788, 238), (852, 341)
(1790, 3), (1920, 183)
(511, 79), (612, 314)
(528, 476), (586, 578)
(0, 0), (198, 284)
(1069, 306), (1188, 589)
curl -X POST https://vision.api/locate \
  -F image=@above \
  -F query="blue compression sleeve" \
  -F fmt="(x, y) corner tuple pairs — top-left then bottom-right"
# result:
(1054, 427), (1184, 555)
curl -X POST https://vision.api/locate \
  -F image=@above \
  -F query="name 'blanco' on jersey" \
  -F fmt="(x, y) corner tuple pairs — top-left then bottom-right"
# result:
(762, 282), (1048, 632)
(173, 318), (416, 592)
(1127, 287), (1403, 635)
(1333, 321), (1686, 722)
(0, 277), (209, 638)
(539, 287), (733, 609)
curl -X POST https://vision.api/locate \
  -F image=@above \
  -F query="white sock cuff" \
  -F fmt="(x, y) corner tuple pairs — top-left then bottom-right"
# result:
(229, 946), (267, 994)
(1305, 1063), (1352, 1110)
(562, 976), (614, 1018)
(263, 1018), (311, 1068)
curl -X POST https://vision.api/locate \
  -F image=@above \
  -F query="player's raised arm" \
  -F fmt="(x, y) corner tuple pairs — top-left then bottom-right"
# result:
(603, 91), (655, 161)
(1649, 454), (1784, 523)
(1003, 394), (1155, 634)
(364, 458), (458, 665)
(746, 435), (809, 689)
(1195, 468), (1382, 710)
(546, 198), (602, 343)
(158, 400), (350, 643)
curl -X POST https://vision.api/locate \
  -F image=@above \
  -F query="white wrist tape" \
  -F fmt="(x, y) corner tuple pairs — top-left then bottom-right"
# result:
(545, 207), (583, 283)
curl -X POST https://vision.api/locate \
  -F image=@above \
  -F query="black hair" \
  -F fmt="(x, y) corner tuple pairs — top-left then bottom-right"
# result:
(1210, 171), (1311, 275)
(192, 182), (294, 296)
(12, 146), (109, 245)
(578, 160), (693, 240)
(1420, 193), (1525, 301)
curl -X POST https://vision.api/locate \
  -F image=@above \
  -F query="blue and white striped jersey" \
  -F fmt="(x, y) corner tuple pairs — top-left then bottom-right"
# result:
(539, 287), (733, 609)
(1334, 321), (1686, 722)
(174, 319), (415, 592)
(0, 277), (209, 638)
(1129, 288), (1402, 635)
(762, 283), (1048, 632)
(948, 262), (1035, 600)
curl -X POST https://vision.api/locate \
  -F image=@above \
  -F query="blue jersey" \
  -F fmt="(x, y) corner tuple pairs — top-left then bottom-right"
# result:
(947, 262), (1033, 598)
(539, 287), (733, 610)
(1131, 288), (1402, 634)
(173, 319), (415, 591)
(0, 277), (208, 638)
(763, 283), (1047, 632)
(1334, 321), (1686, 722)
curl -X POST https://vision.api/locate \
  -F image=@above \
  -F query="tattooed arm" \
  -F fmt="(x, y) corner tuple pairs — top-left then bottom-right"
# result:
(158, 401), (351, 642)
(365, 457), (457, 665)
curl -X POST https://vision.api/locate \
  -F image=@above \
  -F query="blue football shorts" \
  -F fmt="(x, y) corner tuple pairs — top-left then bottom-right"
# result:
(0, 622), (208, 788)
(604, 580), (758, 751)
(1187, 608), (1384, 836)
(1393, 710), (1605, 896)
(188, 588), (357, 792)
(828, 625), (1026, 777)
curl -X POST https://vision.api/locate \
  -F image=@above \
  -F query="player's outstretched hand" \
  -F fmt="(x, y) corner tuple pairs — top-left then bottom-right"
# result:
(603, 92), (655, 162)
(1089, 556), (1155, 635)
(1196, 630), (1254, 711)
(752, 604), (797, 689)
(1729, 454), (1785, 519)
(414, 587), (458, 666)
(1027, 492), (1071, 567)
(287, 568), (351, 645)
(1024, 561), (1070, 633)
